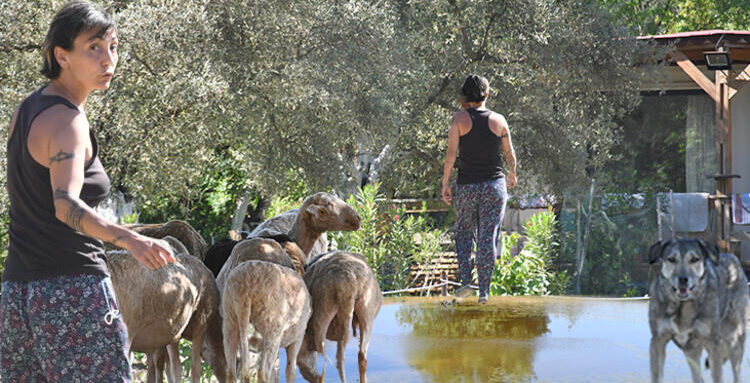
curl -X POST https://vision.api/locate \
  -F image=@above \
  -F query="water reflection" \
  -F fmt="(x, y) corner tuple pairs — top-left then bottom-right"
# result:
(396, 299), (551, 383)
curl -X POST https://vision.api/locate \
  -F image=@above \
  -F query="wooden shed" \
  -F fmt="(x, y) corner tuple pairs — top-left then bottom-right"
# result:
(637, 30), (750, 253)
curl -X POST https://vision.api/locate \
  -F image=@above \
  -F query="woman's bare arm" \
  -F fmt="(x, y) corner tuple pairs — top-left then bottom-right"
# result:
(441, 113), (461, 204)
(495, 114), (517, 189)
(41, 108), (174, 269)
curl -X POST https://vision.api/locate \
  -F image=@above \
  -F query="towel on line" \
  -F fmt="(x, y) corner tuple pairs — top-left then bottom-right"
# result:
(733, 193), (750, 225)
(657, 192), (709, 233)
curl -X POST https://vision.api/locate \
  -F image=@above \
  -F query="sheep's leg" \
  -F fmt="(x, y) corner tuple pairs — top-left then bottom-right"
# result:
(258, 335), (282, 383)
(236, 306), (253, 383)
(222, 305), (241, 382)
(357, 320), (373, 383)
(312, 309), (337, 354)
(165, 342), (182, 383)
(190, 330), (207, 383)
(145, 352), (157, 383)
(335, 314), (352, 383)
(336, 340), (348, 383)
(148, 350), (167, 383)
(285, 338), (303, 383)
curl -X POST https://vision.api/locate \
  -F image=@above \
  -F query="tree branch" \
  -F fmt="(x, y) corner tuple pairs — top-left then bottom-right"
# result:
(0, 43), (41, 53)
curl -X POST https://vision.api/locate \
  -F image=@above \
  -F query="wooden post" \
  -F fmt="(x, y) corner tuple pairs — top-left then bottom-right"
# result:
(576, 179), (595, 295)
(441, 271), (448, 296)
(671, 48), (741, 251)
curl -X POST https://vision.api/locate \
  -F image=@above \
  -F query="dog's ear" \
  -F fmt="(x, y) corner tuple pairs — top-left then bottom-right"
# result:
(696, 239), (720, 264)
(648, 240), (669, 264)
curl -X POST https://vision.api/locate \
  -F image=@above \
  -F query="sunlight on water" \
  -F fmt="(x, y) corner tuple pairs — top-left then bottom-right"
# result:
(280, 296), (750, 382)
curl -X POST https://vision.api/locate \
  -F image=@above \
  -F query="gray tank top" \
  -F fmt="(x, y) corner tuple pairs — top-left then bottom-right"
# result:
(4, 87), (111, 281)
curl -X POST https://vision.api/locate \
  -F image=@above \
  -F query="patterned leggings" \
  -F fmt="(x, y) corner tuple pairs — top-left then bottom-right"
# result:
(0, 274), (131, 382)
(454, 178), (507, 298)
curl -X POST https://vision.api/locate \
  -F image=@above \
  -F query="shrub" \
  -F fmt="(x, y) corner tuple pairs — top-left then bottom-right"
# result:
(330, 182), (444, 292)
(490, 208), (559, 296)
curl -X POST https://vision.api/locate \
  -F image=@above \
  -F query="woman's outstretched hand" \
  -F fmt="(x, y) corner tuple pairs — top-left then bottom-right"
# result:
(124, 234), (176, 270)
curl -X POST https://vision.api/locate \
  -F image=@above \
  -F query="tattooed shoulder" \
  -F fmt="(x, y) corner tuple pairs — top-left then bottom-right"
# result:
(50, 150), (75, 164)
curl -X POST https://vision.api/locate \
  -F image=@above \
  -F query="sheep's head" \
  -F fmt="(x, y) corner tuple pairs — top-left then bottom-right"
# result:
(159, 235), (189, 257)
(297, 333), (324, 382)
(301, 192), (361, 233)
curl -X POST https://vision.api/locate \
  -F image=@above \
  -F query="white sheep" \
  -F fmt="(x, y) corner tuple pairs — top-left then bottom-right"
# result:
(297, 251), (382, 383)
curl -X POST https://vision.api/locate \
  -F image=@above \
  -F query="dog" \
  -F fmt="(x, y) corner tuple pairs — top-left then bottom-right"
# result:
(648, 238), (749, 383)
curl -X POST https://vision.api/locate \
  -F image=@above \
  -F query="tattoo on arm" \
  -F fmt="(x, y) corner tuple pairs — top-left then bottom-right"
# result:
(111, 235), (129, 246)
(53, 188), (87, 232)
(49, 150), (75, 164)
(507, 156), (517, 173)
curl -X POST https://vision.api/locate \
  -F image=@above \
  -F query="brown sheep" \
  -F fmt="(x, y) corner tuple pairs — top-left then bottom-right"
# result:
(297, 251), (382, 383)
(215, 238), (299, 293)
(106, 235), (228, 383)
(222, 259), (312, 383)
(205, 192), (361, 278)
(126, 220), (209, 260)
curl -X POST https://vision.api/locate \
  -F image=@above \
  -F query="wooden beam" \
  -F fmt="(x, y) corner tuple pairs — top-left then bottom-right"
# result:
(669, 50), (718, 102)
(736, 64), (750, 81)
(729, 64), (750, 99)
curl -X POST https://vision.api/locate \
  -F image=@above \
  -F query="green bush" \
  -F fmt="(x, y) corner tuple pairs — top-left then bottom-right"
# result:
(330, 182), (444, 292)
(490, 209), (560, 296)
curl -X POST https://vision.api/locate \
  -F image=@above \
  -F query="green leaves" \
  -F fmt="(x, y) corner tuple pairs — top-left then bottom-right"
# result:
(491, 208), (559, 296)
(330, 182), (446, 292)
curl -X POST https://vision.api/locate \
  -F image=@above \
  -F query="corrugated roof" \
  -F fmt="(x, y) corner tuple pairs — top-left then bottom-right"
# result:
(637, 30), (750, 40)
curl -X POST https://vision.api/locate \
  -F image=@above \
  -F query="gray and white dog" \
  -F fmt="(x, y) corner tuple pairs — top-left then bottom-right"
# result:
(649, 239), (749, 383)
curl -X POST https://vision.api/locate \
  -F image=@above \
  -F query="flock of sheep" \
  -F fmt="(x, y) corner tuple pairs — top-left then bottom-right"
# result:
(105, 192), (384, 383)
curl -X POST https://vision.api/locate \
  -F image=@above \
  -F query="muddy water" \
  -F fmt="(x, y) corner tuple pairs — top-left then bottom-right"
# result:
(280, 296), (750, 382)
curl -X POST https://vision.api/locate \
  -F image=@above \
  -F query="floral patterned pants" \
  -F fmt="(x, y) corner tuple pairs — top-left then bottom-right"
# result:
(454, 178), (507, 298)
(0, 274), (131, 382)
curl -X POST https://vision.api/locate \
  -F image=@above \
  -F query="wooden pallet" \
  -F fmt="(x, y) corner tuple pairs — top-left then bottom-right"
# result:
(407, 251), (460, 293)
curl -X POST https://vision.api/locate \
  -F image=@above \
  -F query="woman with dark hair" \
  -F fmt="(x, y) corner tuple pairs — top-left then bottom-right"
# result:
(441, 74), (517, 304)
(0, 2), (174, 380)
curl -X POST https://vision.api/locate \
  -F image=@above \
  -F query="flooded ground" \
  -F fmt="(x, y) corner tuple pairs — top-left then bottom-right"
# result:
(280, 295), (750, 382)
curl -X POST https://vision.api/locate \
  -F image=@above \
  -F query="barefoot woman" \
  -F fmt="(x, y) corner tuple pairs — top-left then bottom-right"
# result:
(442, 74), (517, 304)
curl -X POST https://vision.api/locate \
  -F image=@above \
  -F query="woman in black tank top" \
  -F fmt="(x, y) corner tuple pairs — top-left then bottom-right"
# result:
(1, 3), (175, 380)
(441, 74), (518, 303)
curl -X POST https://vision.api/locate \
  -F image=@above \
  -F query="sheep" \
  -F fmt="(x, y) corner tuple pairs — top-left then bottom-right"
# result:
(126, 220), (208, 260)
(216, 237), (299, 293)
(209, 234), (306, 279)
(106, 235), (228, 383)
(296, 251), (383, 383)
(205, 192), (361, 278)
(221, 255), (312, 382)
(205, 238), (239, 277)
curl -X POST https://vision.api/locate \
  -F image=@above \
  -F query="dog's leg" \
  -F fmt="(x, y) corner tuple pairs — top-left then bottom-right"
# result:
(705, 342), (723, 383)
(730, 332), (745, 383)
(682, 346), (704, 383)
(650, 335), (670, 383)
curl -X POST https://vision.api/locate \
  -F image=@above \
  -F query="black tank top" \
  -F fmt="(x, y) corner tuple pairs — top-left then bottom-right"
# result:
(457, 108), (505, 184)
(4, 87), (111, 281)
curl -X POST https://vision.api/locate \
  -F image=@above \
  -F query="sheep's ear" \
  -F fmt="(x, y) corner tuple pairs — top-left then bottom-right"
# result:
(305, 204), (328, 220)
(649, 240), (669, 264)
(697, 239), (720, 264)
